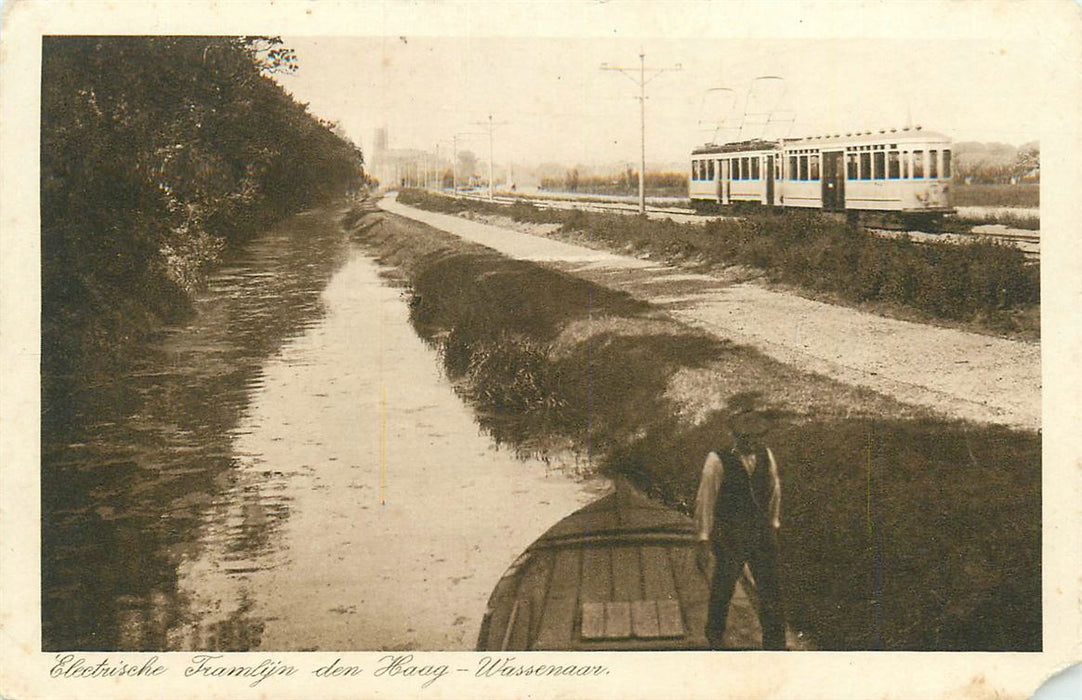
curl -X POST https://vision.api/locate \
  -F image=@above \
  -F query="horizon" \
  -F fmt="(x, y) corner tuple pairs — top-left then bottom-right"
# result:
(275, 34), (1044, 172)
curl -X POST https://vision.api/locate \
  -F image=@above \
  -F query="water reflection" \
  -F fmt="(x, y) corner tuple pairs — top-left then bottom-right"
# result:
(42, 209), (352, 650)
(42, 207), (604, 652)
(166, 240), (604, 650)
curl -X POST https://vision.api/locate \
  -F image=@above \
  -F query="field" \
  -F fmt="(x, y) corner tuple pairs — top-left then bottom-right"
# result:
(345, 201), (1041, 651)
(951, 182), (1039, 209)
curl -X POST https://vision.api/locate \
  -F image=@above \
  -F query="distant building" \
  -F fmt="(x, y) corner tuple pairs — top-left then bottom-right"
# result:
(370, 127), (446, 188)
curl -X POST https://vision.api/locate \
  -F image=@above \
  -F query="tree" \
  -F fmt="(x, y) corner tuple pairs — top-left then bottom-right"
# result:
(566, 167), (580, 192)
(41, 36), (366, 382)
(1013, 142), (1039, 181)
(457, 150), (478, 184)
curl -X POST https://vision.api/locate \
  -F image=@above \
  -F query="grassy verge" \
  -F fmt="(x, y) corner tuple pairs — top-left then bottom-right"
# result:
(952, 182), (1039, 208)
(398, 189), (1040, 339)
(952, 211), (1041, 231)
(344, 202), (1040, 651)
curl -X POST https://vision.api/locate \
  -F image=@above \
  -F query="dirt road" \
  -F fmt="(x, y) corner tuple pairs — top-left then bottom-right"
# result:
(379, 194), (1040, 431)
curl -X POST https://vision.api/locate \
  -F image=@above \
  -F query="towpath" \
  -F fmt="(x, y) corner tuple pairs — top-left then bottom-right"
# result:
(379, 194), (1040, 431)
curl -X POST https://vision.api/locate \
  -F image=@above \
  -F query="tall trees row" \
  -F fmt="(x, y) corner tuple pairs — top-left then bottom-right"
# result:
(41, 36), (365, 380)
(952, 141), (1040, 184)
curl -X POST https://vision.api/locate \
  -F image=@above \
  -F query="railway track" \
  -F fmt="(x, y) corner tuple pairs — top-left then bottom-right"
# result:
(459, 191), (699, 219)
(452, 190), (1040, 259)
(867, 226), (1040, 260)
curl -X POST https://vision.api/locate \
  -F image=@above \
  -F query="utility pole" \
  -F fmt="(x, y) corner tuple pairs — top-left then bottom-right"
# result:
(473, 114), (509, 201)
(601, 51), (681, 214)
(435, 143), (442, 190)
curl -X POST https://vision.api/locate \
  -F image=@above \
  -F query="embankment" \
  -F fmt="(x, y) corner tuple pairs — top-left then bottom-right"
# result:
(344, 202), (1041, 651)
(397, 189), (1040, 340)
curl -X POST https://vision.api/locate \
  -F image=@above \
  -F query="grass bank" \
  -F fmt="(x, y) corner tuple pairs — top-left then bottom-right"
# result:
(952, 182), (1039, 208)
(344, 202), (1040, 651)
(952, 211), (1041, 231)
(398, 189), (1039, 339)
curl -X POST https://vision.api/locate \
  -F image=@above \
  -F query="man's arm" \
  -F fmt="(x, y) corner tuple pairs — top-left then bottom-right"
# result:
(694, 451), (725, 541)
(766, 447), (781, 530)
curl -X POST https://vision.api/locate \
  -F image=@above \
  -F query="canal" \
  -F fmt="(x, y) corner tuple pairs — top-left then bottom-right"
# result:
(42, 206), (605, 651)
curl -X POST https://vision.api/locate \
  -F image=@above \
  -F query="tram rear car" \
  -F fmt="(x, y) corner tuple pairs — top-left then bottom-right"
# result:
(689, 128), (953, 224)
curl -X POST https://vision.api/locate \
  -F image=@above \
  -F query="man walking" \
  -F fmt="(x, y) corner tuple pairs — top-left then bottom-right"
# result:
(694, 419), (786, 650)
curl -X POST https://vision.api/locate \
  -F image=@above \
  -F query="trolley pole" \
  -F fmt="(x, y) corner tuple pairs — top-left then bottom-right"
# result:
(602, 52), (681, 214)
(473, 114), (509, 201)
(452, 134), (460, 195)
(639, 55), (646, 211)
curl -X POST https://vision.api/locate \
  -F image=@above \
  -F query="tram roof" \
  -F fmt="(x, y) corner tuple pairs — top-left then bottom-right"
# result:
(692, 139), (777, 155)
(692, 128), (950, 156)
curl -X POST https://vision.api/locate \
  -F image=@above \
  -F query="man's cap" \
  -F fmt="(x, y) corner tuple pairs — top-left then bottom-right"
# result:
(730, 412), (771, 440)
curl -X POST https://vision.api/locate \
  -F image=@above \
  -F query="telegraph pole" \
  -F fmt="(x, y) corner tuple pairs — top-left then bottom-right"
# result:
(601, 52), (681, 214)
(473, 114), (509, 201)
(452, 135), (461, 194)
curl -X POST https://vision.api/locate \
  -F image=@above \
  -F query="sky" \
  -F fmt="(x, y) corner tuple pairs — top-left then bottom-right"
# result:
(275, 27), (1048, 173)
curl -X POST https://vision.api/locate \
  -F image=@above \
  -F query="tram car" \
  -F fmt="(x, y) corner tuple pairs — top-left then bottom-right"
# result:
(689, 127), (953, 225)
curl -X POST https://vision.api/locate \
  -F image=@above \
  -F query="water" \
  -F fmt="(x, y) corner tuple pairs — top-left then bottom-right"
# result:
(42, 206), (605, 651)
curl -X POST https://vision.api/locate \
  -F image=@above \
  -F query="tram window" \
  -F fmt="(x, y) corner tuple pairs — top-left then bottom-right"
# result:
(707, 159), (714, 180)
(798, 155), (807, 180)
(873, 152), (885, 179)
(943, 150), (952, 178)
(741, 157), (750, 180)
(847, 153), (858, 180)
(902, 152), (909, 179)
(912, 150), (924, 178)
(789, 156), (798, 181)
(809, 154), (820, 180)
(729, 158), (737, 180)
(751, 157), (760, 180)
(859, 152), (871, 180)
(776, 159), (782, 180)
(888, 151), (900, 179)
(929, 149), (939, 178)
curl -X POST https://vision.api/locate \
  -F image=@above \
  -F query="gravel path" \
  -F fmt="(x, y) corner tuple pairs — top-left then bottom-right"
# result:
(379, 194), (1040, 431)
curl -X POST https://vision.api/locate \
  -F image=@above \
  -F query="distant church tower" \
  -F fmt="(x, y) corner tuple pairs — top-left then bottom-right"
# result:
(373, 127), (390, 185)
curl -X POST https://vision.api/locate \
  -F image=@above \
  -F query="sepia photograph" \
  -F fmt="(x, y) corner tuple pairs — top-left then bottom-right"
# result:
(3, 1), (1081, 698)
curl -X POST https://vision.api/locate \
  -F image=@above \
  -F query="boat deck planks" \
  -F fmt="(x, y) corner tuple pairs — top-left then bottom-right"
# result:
(611, 547), (641, 601)
(641, 545), (679, 601)
(580, 547), (612, 602)
(533, 548), (582, 650)
(478, 480), (716, 650)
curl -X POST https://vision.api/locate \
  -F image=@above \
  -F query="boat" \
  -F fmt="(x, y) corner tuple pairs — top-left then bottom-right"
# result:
(477, 478), (774, 651)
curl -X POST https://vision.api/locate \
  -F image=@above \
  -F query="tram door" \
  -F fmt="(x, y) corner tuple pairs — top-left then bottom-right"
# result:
(719, 159), (730, 205)
(822, 151), (845, 211)
(765, 155), (775, 206)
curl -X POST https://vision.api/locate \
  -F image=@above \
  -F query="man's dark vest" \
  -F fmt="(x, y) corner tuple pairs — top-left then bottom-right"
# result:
(712, 447), (774, 542)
